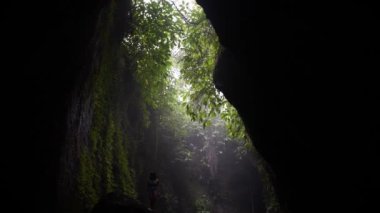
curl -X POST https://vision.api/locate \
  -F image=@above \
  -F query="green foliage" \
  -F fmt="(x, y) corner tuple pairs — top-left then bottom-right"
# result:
(124, 0), (248, 142)
(178, 9), (220, 126)
(77, 147), (99, 210)
(157, 76), (194, 138)
(124, 0), (183, 109)
(195, 195), (211, 212)
(175, 5), (249, 143)
(114, 123), (137, 198)
(121, 2), (282, 212)
(78, 59), (137, 209)
(75, 1), (137, 209)
(121, 1), (281, 212)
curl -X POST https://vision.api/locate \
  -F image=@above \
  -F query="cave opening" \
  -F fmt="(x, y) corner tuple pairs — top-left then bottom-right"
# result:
(2, 0), (380, 213)
(59, 0), (272, 212)
(104, 0), (270, 212)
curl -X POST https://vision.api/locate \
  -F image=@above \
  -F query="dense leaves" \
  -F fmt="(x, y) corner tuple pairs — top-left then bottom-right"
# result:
(122, 1), (279, 212)
(176, 4), (249, 144)
(124, 0), (249, 144)
(123, 0), (181, 109)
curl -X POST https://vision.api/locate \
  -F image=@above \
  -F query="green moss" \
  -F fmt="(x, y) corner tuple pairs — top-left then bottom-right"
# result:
(114, 125), (137, 198)
(77, 147), (99, 210)
(79, 106), (137, 209)
(75, 0), (137, 210)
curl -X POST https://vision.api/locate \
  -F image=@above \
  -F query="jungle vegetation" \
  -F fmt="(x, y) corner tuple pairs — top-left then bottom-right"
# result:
(123, 0), (249, 143)
(121, 0), (279, 212)
(68, 0), (279, 212)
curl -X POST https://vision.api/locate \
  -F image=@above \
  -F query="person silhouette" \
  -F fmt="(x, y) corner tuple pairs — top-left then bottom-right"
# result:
(147, 172), (159, 211)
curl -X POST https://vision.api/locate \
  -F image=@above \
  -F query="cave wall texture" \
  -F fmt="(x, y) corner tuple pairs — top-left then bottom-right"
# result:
(1, 0), (134, 212)
(1, 0), (379, 213)
(196, 0), (380, 212)
(57, 0), (142, 212)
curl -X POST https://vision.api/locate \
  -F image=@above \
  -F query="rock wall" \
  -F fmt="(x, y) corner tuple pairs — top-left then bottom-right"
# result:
(57, 1), (142, 212)
(1, 0), (134, 212)
(1, 0), (379, 212)
(197, 0), (380, 212)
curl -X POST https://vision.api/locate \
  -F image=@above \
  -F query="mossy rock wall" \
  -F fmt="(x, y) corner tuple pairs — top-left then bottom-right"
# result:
(57, 0), (145, 212)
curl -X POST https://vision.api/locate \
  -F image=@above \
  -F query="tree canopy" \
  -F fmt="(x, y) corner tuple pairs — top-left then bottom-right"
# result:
(121, 1), (280, 212)
(123, 0), (249, 145)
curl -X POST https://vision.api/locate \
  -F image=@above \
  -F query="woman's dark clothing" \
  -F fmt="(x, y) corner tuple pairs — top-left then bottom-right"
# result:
(148, 178), (159, 209)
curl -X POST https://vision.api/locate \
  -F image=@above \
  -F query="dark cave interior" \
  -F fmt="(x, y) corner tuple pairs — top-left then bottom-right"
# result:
(1, 0), (379, 212)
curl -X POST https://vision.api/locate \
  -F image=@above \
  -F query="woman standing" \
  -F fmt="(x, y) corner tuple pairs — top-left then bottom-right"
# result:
(147, 172), (159, 211)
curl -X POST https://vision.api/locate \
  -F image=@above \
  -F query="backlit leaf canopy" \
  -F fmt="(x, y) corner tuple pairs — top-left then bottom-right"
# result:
(124, 0), (249, 143)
